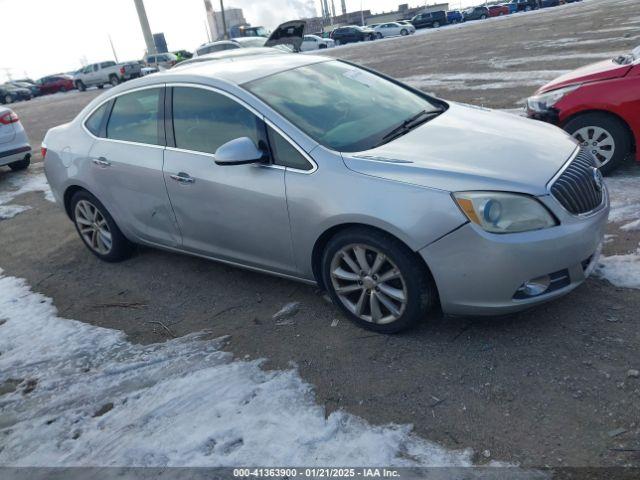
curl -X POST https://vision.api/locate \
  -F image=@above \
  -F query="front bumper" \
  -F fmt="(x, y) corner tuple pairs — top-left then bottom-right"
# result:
(526, 106), (559, 125)
(420, 189), (609, 316)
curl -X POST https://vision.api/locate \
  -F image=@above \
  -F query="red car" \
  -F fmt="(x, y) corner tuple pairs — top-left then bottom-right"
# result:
(488, 5), (510, 16)
(36, 75), (75, 95)
(527, 48), (640, 174)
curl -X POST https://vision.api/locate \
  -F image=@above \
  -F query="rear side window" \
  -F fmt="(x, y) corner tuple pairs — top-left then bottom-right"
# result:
(85, 102), (110, 137)
(268, 127), (313, 171)
(106, 88), (161, 145)
(172, 87), (260, 155)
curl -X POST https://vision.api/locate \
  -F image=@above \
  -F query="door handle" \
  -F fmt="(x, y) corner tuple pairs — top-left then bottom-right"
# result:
(170, 172), (195, 184)
(93, 157), (111, 167)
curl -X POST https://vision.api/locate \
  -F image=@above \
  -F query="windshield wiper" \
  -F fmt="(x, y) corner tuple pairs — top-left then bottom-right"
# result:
(374, 109), (444, 147)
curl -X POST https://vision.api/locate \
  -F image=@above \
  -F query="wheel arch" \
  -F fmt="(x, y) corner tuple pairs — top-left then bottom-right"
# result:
(63, 185), (90, 219)
(311, 222), (439, 302)
(561, 109), (637, 157)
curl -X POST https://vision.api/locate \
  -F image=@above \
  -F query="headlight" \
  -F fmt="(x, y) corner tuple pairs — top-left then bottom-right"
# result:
(453, 192), (557, 234)
(526, 84), (581, 112)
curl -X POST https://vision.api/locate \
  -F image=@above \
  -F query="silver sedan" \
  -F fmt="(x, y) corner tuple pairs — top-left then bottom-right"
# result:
(43, 53), (608, 333)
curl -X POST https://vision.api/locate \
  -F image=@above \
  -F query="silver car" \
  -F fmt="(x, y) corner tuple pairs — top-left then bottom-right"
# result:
(0, 107), (31, 171)
(43, 53), (609, 333)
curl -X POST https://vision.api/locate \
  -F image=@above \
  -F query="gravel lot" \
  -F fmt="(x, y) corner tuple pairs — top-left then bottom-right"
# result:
(2, 0), (640, 469)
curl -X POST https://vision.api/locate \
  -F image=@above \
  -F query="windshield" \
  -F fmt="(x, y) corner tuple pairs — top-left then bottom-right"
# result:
(245, 61), (441, 152)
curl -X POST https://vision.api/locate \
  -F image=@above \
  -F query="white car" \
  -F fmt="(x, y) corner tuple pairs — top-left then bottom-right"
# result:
(373, 22), (415, 39)
(143, 53), (178, 70)
(194, 38), (267, 57)
(300, 35), (335, 52)
(0, 107), (31, 171)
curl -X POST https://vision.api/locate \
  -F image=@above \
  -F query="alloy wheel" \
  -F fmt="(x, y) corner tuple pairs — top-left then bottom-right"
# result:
(330, 244), (408, 325)
(573, 126), (616, 167)
(74, 200), (113, 255)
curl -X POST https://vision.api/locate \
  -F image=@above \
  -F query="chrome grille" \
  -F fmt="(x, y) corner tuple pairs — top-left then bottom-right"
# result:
(550, 149), (603, 215)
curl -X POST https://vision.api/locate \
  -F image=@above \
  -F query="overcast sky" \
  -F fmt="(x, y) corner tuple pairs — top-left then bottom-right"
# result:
(0, 0), (479, 82)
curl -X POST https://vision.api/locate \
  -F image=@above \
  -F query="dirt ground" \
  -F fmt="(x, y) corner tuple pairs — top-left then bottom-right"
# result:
(2, 0), (640, 469)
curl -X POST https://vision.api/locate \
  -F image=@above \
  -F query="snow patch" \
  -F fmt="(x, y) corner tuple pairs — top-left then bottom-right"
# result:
(0, 270), (472, 467)
(597, 250), (640, 290)
(605, 174), (640, 226)
(401, 70), (568, 91)
(0, 164), (54, 220)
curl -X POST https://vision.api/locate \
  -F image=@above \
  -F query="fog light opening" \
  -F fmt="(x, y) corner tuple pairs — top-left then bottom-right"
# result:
(515, 275), (551, 299)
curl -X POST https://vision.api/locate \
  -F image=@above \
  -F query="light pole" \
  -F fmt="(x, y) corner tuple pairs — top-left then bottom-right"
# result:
(133, 0), (156, 55)
(219, 0), (228, 40)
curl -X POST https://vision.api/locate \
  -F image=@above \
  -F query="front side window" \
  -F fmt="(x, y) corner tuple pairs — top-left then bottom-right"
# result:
(268, 128), (313, 171)
(172, 87), (260, 155)
(85, 102), (110, 137)
(245, 60), (441, 152)
(106, 88), (161, 145)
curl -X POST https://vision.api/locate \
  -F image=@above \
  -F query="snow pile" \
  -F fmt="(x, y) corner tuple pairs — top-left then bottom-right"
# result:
(605, 175), (640, 230)
(596, 173), (640, 289)
(597, 250), (640, 289)
(0, 270), (472, 467)
(0, 165), (54, 220)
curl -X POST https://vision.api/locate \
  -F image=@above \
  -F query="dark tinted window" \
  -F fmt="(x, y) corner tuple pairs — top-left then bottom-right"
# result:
(268, 128), (313, 171)
(100, 61), (116, 68)
(85, 102), (110, 137)
(172, 87), (260, 154)
(106, 88), (161, 145)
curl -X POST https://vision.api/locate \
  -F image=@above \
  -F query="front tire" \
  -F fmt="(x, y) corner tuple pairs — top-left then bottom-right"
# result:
(8, 156), (30, 171)
(71, 191), (133, 262)
(376, 32), (383, 39)
(564, 113), (632, 175)
(4, 94), (13, 104)
(401, 28), (408, 35)
(76, 81), (86, 92)
(322, 227), (435, 334)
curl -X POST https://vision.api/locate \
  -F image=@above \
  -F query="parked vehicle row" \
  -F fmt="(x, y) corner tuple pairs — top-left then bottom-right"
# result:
(73, 61), (143, 91)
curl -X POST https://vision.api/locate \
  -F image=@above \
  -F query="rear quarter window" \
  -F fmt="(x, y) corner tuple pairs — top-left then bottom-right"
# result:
(84, 102), (111, 137)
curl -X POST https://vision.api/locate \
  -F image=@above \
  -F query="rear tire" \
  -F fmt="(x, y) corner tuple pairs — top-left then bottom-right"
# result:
(109, 75), (120, 86)
(322, 227), (436, 334)
(70, 190), (133, 263)
(60, 87), (67, 93)
(563, 113), (632, 175)
(432, 21), (440, 28)
(480, 14), (487, 19)
(97, 84), (104, 89)
(8, 156), (30, 171)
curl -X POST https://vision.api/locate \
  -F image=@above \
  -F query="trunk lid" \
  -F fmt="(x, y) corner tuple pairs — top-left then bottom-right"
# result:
(264, 20), (306, 52)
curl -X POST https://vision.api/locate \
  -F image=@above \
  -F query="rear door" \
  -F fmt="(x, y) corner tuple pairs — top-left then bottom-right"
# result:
(163, 85), (296, 274)
(87, 86), (180, 247)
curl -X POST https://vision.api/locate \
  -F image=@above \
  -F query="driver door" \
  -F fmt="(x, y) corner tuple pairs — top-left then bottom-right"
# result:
(163, 86), (296, 275)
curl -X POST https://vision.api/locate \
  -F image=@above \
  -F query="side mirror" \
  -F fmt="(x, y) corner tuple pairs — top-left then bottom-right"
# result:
(214, 137), (266, 166)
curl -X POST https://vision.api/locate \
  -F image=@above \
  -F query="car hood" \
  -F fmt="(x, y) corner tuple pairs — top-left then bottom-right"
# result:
(342, 103), (578, 196)
(537, 59), (632, 93)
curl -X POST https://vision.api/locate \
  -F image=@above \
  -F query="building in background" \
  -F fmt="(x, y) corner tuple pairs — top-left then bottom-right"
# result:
(204, 0), (247, 40)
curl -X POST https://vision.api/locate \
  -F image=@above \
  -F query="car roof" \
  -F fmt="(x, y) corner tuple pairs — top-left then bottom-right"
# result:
(174, 47), (284, 68)
(161, 52), (330, 85)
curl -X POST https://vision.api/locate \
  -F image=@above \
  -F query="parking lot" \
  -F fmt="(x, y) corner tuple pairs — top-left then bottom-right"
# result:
(1, 0), (639, 470)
